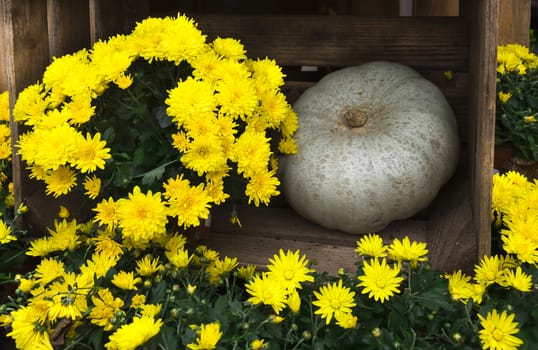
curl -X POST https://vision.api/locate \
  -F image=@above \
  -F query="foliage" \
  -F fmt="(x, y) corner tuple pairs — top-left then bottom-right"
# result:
(495, 44), (538, 161)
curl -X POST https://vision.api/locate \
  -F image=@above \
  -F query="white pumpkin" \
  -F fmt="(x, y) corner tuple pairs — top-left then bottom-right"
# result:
(281, 61), (460, 234)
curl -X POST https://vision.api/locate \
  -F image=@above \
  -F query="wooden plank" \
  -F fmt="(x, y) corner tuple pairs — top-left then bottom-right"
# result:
(468, 0), (497, 260)
(498, 0), (531, 46)
(1, 0), (51, 229)
(89, 0), (149, 43)
(414, 0), (459, 16)
(191, 14), (470, 71)
(47, 0), (91, 57)
(427, 170), (477, 273)
(351, 0), (399, 15)
(205, 202), (428, 275)
(0, 26), (6, 91)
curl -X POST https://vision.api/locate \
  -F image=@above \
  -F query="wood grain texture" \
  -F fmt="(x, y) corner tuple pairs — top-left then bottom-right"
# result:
(468, 0), (497, 260)
(205, 202), (428, 275)
(498, 0), (531, 46)
(1, 0), (50, 227)
(192, 14), (470, 70)
(414, 0), (459, 16)
(47, 0), (91, 57)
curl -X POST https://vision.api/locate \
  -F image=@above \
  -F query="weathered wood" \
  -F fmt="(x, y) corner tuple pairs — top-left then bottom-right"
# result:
(414, 0), (459, 16)
(192, 14), (470, 71)
(1, 0), (51, 228)
(498, 0), (531, 46)
(47, 0), (91, 57)
(350, 0), (399, 16)
(205, 203), (428, 275)
(89, 0), (149, 43)
(427, 171), (477, 273)
(468, 0), (497, 260)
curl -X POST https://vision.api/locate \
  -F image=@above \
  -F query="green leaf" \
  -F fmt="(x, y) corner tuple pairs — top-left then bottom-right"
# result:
(140, 164), (166, 186)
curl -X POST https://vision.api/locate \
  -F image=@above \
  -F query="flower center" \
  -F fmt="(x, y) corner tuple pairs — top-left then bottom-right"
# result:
(492, 328), (504, 341)
(284, 270), (294, 280)
(376, 279), (386, 288)
(485, 271), (496, 281)
(330, 299), (342, 310)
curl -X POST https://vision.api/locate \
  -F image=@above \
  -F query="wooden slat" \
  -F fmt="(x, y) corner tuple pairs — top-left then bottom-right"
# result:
(1, 0), (51, 228)
(414, 0), (459, 16)
(89, 0), (149, 43)
(204, 203), (428, 275)
(192, 14), (470, 71)
(47, 0), (91, 57)
(468, 0), (497, 260)
(427, 169), (477, 273)
(498, 0), (531, 46)
(351, 0), (399, 15)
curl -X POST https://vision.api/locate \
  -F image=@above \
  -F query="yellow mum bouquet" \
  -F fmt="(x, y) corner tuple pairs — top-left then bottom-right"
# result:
(13, 15), (298, 241)
(496, 44), (538, 161)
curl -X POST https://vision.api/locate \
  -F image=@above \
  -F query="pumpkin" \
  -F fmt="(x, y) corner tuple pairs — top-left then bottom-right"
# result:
(281, 61), (460, 234)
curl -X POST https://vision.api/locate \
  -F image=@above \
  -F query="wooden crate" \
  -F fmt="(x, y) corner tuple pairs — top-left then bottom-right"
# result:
(1, 0), (506, 274)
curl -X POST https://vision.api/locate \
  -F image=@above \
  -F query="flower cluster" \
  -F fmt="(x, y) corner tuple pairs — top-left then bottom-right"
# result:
(444, 170), (538, 349)
(0, 210), (478, 350)
(13, 14), (298, 235)
(496, 44), (538, 161)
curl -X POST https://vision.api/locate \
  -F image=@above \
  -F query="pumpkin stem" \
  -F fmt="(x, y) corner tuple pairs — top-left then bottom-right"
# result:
(341, 106), (367, 128)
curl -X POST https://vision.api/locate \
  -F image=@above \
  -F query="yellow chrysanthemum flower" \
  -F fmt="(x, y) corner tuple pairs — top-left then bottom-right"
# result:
(246, 272), (288, 314)
(478, 309), (523, 350)
(250, 338), (268, 350)
(47, 218), (80, 252)
(72, 132), (111, 173)
(335, 312), (358, 330)
(267, 249), (315, 291)
(503, 266), (533, 292)
(166, 77), (217, 125)
(136, 255), (161, 277)
(83, 175), (101, 199)
(212, 37), (246, 60)
(206, 256), (239, 285)
(312, 279), (356, 325)
(502, 232), (538, 265)
(0, 91), (9, 122)
(33, 257), (66, 285)
(357, 258), (403, 303)
(249, 57), (285, 91)
(105, 315), (163, 350)
(181, 134), (228, 175)
(444, 269), (474, 303)
(245, 169), (281, 207)
(43, 165), (77, 198)
(187, 322), (223, 350)
(166, 248), (192, 269)
(89, 288), (124, 331)
(387, 236), (429, 267)
(0, 220), (16, 244)
(231, 130), (271, 178)
(116, 186), (168, 244)
(355, 233), (387, 258)
(6, 306), (54, 350)
(111, 271), (141, 291)
(164, 175), (212, 228)
(47, 273), (89, 322)
(474, 255), (505, 287)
